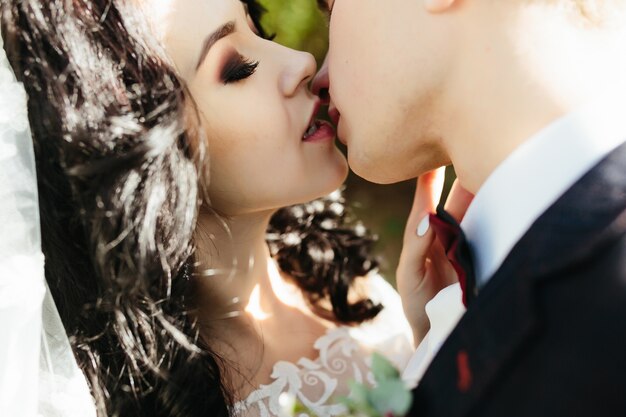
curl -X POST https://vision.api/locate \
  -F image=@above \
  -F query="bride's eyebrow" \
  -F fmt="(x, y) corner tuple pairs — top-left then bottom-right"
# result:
(196, 21), (236, 71)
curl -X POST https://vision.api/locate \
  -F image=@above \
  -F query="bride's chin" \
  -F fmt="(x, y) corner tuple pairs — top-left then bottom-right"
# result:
(331, 145), (349, 179)
(271, 150), (349, 209)
(324, 149), (349, 191)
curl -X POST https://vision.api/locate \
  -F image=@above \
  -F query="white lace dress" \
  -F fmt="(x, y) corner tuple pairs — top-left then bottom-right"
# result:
(232, 274), (415, 417)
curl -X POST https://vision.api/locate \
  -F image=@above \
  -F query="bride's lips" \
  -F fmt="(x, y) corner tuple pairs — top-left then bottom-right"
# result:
(302, 119), (336, 143)
(302, 99), (336, 143)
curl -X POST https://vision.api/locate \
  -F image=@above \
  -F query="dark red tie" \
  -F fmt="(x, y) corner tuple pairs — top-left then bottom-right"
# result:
(429, 207), (477, 307)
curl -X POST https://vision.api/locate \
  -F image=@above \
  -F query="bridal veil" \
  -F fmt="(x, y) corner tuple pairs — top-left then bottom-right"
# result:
(0, 22), (96, 417)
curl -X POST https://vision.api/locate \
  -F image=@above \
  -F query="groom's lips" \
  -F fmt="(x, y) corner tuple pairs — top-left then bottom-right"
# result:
(328, 105), (340, 126)
(328, 105), (345, 144)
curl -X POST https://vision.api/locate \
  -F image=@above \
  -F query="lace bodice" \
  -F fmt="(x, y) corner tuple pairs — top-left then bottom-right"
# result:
(232, 274), (414, 417)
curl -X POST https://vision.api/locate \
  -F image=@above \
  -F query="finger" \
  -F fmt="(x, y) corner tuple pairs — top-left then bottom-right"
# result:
(405, 168), (446, 237)
(412, 167), (446, 215)
(399, 215), (437, 278)
(429, 240), (460, 287)
(399, 168), (445, 279)
(443, 180), (474, 223)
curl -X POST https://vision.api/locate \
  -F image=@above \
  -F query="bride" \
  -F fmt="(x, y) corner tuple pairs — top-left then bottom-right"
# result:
(0, 0), (464, 416)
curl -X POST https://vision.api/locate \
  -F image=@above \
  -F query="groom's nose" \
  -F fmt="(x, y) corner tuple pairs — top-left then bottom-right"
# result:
(311, 54), (330, 105)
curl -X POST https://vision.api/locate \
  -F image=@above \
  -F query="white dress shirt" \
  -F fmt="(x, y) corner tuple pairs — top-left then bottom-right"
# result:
(461, 94), (626, 288)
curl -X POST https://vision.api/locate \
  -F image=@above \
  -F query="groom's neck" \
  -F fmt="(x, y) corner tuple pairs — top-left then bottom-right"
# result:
(441, 2), (626, 193)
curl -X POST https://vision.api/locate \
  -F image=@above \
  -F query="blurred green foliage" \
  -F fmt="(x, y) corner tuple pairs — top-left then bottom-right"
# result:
(258, 0), (329, 62)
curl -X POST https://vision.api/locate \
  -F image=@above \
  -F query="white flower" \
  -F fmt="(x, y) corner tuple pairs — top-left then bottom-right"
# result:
(278, 392), (298, 417)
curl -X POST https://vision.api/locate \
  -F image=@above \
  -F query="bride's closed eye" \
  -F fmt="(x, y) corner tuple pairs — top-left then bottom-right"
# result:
(221, 53), (259, 84)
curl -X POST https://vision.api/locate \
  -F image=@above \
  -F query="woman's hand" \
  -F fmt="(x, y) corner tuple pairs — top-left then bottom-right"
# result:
(396, 168), (474, 347)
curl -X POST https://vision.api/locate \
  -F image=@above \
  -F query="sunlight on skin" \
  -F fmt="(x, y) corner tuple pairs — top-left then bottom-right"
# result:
(245, 258), (308, 320)
(245, 285), (269, 320)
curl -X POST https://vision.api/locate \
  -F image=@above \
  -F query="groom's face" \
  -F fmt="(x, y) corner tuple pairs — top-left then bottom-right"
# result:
(321, 0), (457, 184)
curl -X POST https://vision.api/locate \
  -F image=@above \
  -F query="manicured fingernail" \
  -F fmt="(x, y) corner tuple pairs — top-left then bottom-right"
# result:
(417, 215), (430, 237)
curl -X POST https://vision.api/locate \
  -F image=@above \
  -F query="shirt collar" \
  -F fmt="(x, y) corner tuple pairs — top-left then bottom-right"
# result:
(460, 94), (626, 287)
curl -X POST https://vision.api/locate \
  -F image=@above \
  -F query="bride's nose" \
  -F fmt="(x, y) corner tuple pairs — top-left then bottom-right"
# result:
(311, 54), (330, 105)
(279, 48), (317, 97)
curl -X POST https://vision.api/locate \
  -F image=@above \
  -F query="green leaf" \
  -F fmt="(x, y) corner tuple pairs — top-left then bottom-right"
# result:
(347, 381), (369, 404)
(337, 396), (381, 417)
(340, 382), (381, 417)
(368, 379), (412, 416)
(371, 352), (400, 383)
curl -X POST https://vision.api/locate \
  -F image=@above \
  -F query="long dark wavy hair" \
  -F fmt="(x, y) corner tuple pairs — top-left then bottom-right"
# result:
(1, 1), (382, 416)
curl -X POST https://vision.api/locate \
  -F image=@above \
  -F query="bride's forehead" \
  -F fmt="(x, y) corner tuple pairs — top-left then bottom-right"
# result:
(145, 0), (241, 29)
(143, 0), (245, 71)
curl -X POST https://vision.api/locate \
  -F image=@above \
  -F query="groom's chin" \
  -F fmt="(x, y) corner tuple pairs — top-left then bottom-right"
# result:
(347, 145), (451, 185)
(347, 151), (407, 185)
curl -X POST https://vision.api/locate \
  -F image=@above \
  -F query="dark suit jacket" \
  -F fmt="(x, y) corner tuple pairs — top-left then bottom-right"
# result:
(409, 142), (626, 417)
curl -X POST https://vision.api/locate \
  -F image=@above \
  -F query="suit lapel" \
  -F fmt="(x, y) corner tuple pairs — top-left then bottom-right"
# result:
(500, 141), (626, 283)
(410, 142), (626, 417)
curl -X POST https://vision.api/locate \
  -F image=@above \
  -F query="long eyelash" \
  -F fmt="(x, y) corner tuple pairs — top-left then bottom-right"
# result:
(221, 55), (259, 84)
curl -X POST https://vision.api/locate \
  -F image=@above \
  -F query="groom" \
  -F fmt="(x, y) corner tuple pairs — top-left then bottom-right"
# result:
(312, 0), (626, 415)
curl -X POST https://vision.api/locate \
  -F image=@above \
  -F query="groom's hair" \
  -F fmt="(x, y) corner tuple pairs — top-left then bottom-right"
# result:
(313, 0), (622, 22)
(520, 0), (626, 22)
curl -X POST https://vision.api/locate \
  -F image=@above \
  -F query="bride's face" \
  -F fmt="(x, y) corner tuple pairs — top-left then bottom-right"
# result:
(152, 0), (347, 215)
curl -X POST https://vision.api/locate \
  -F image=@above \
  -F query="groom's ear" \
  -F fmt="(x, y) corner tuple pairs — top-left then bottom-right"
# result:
(424, 0), (457, 13)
